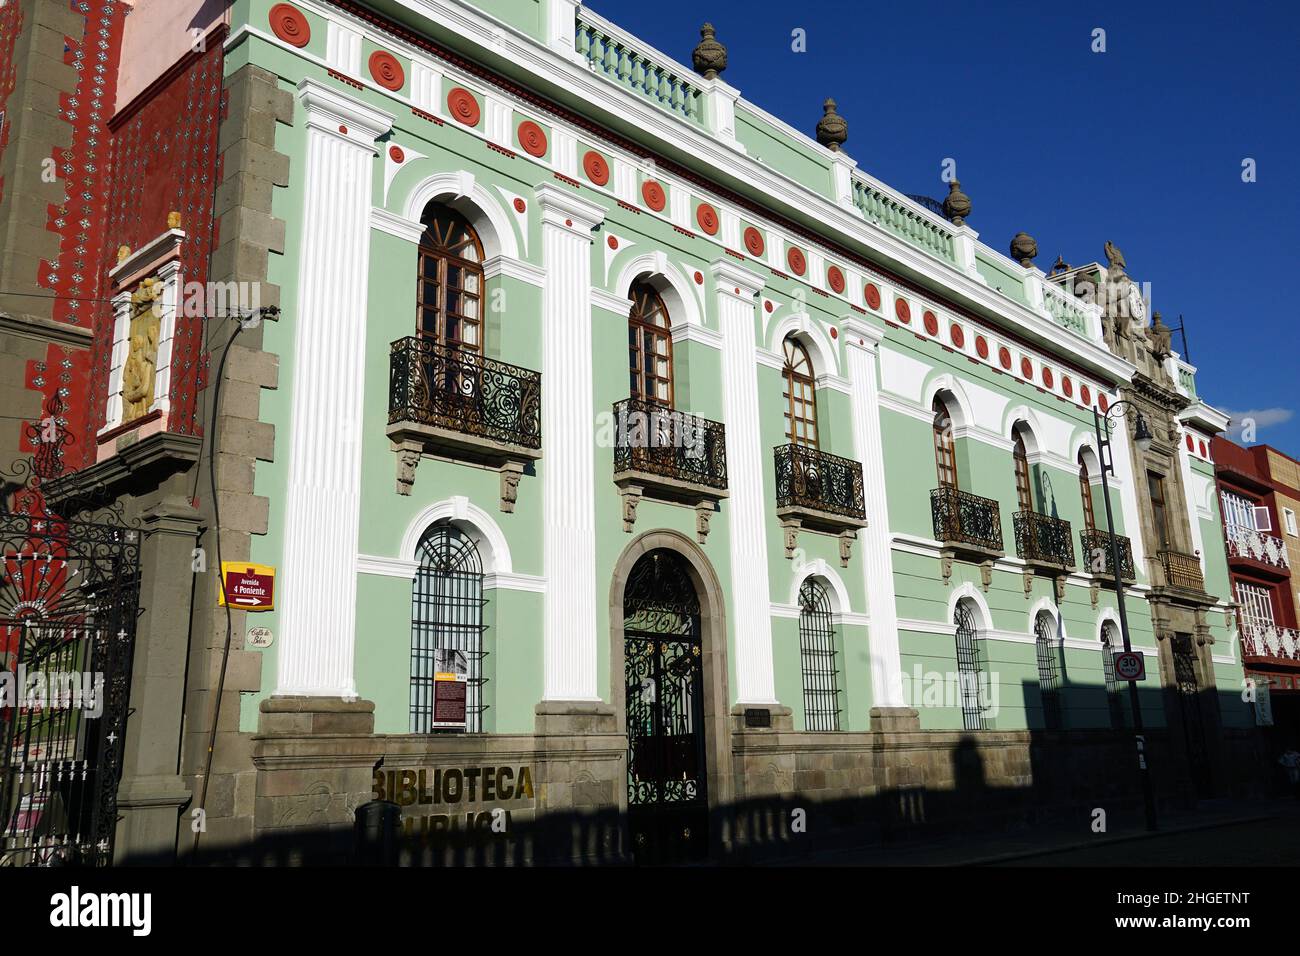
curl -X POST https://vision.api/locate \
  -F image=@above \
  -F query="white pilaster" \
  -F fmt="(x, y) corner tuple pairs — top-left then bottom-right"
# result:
(536, 184), (606, 701)
(1107, 406), (1147, 580)
(842, 318), (905, 707)
(275, 80), (394, 697)
(711, 258), (778, 705)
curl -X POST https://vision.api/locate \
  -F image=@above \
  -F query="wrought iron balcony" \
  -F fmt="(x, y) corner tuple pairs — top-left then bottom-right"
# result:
(774, 444), (866, 566)
(1013, 512), (1075, 570)
(612, 398), (727, 542)
(386, 337), (541, 507)
(1240, 620), (1300, 661)
(1080, 528), (1137, 582)
(1157, 549), (1205, 592)
(931, 486), (1003, 555)
(1224, 525), (1290, 574)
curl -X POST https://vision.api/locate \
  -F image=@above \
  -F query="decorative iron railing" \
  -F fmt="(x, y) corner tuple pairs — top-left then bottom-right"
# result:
(612, 398), (727, 491)
(1240, 620), (1300, 661)
(1224, 524), (1290, 571)
(774, 444), (865, 521)
(1014, 511), (1075, 568)
(1158, 549), (1205, 591)
(851, 177), (956, 264)
(930, 486), (1003, 552)
(1080, 528), (1137, 581)
(388, 337), (541, 450)
(575, 16), (705, 126)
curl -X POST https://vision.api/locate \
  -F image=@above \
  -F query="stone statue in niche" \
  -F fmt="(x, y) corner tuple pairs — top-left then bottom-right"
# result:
(122, 276), (163, 422)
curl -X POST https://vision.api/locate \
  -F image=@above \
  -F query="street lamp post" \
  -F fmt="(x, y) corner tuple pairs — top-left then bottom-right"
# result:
(1093, 400), (1158, 832)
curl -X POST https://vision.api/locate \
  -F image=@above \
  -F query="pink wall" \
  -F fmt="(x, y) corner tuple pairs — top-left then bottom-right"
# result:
(115, 0), (229, 111)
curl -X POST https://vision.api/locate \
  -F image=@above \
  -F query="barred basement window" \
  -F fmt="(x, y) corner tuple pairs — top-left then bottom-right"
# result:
(1100, 621), (1125, 730)
(798, 578), (841, 731)
(953, 599), (986, 731)
(1034, 611), (1063, 731)
(410, 522), (488, 733)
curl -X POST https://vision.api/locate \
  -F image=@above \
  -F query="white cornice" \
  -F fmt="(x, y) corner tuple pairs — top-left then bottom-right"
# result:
(264, 1), (1135, 385)
(672, 323), (723, 349)
(370, 206), (423, 243)
(484, 254), (546, 286)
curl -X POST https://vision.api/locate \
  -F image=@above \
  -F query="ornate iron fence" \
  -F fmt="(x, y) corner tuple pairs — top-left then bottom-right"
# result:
(930, 486), (1003, 552)
(1014, 511), (1075, 568)
(1158, 549), (1205, 591)
(1080, 528), (1136, 581)
(612, 398), (727, 491)
(389, 337), (541, 450)
(773, 444), (865, 521)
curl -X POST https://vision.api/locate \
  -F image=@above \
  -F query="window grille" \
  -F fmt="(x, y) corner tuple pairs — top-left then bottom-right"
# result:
(410, 522), (488, 733)
(953, 599), (987, 730)
(798, 579), (841, 731)
(1100, 621), (1125, 730)
(1034, 611), (1063, 730)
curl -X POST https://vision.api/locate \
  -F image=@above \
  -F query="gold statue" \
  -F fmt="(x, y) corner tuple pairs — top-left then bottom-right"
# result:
(122, 277), (163, 421)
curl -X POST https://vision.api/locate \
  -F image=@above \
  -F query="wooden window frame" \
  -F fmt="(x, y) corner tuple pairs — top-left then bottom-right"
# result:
(628, 280), (674, 406)
(417, 203), (485, 353)
(1013, 430), (1034, 514)
(1079, 452), (1097, 533)
(782, 336), (819, 448)
(932, 397), (958, 490)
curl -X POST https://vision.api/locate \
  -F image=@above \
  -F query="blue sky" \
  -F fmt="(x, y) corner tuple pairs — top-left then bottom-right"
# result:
(588, 0), (1300, 451)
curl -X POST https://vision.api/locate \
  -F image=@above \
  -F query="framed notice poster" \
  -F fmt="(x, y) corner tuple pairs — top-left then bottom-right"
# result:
(432, 648), (468, 730)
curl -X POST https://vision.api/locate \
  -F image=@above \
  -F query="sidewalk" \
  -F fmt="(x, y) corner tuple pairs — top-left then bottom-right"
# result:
(766, 798), (1292, 866)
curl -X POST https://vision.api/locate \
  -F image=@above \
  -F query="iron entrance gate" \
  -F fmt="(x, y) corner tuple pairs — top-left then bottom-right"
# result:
(623, 550), (708, 864)
(1172, 633), (1212, 797)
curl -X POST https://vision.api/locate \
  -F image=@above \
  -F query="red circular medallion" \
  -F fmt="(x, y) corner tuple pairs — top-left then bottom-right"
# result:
(827, 266), (846, 294)
(923, 310), (938, 335)
(1185, 433), (1195, 451)
(864, 283), (881, 311)
(447, 87), (480, 126)
(513, 198), (526, 213)
(387, 145), (404, 163)
(764, 300), (773, 313)
(338, 125), (348, 135)
(642, 180), (666, 211)
(1042, 367), (1054, 389)
(1199, 440), (1208, 457)
(693, 271), (704, 285)
(1080, 384), (1091, 405)
(999, 346), (1012, 370)
(1062, 376), (1073, 398)
(949, 323), (965, 348)
(607, 235), (618, 250)
(1020, 356), (1034, 379)
(895, 298), (911, 323)
(786, 246), (807, 276)
(743, 227), (765, 257)
(369, 51), (405, 91)
(517, 120), (547, 157)
(830, 327), (838, 339)
(1098, 393), (1109, 413)
(975, 335), (989, 359)
(269, 3), (310, 47)
(696, 203), (719, 235)
(582, 150), (609, 185)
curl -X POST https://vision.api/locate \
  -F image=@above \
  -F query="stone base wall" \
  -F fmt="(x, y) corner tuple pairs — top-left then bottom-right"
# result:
(229, 698), (1270, 866)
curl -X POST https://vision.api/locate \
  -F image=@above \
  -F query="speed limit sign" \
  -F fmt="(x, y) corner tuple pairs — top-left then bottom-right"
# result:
(1113, 651), (1146, 681)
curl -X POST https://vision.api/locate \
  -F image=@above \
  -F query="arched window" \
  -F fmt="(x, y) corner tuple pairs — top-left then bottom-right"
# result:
(798, 578), (841, 731)
(932, 397), (958, 489)
(1034, 611), (1063, 731)
(1079, 452), (1097, 533)
(782, 337), (819, 447)
(410, 522), (486, 733)
(1013, 428), (1034, 513)
(1100, 621), (1125, 730)
(953, 599), (986, 730)
(628, 280), (673, 405)
(417, 203), (483, 352)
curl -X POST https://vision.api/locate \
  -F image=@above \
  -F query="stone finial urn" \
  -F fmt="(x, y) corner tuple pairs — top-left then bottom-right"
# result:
(692, 23), (727, 80)
(942, 180), (971, 226)
(1009, 232), (1038, 267)
(816, 98), (847, 152)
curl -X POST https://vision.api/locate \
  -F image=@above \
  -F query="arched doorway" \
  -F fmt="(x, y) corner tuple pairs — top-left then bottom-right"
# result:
(622, 548), (708, 863)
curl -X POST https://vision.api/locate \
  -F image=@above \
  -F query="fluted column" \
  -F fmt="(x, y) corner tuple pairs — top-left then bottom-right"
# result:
(711, 259), (778, 705)
(536, 184), (605, 701)
(275, 80), (393, 697)
(842, 319), (905, 707)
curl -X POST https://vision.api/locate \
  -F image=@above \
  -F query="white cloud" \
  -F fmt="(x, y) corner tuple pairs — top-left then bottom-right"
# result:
(1221, 407), (1294, 441)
